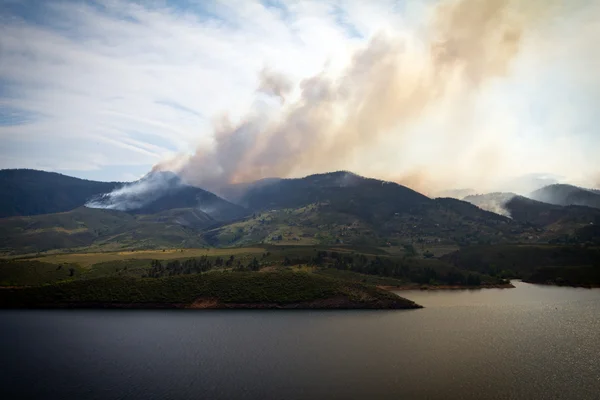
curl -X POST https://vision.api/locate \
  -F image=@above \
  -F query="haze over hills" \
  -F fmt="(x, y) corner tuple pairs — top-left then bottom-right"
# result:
(530, 184), (600, 209)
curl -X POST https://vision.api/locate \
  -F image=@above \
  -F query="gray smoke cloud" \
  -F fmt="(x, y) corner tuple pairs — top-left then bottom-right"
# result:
(151, 0), (586, 196)
(257, 68), (293, 102)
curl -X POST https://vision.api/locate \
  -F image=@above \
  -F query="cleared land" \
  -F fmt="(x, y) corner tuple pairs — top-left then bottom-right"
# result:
(27, 247), (265, 267)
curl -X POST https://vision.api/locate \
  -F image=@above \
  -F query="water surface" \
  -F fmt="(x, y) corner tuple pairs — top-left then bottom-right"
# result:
(2, 281), (599, 400)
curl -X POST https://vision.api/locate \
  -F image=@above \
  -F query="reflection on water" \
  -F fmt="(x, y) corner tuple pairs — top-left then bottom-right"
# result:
(396, 279), (600, 307)
(2, 281), (599, 400)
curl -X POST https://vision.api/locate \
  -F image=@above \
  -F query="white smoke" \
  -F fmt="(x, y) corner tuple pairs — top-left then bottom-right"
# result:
(86, 171), (183, 211)
(463, 192), (517, 218)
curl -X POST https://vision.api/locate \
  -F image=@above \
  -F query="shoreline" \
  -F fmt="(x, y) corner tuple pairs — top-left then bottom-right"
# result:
(0, 296), (423, 310)
(378, 283), (515, 291)
(522, 280), (600, 289)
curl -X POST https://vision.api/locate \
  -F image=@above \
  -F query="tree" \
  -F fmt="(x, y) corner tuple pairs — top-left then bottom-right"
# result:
(467, 274), (481, 286)
(403, 244), (417, 257)
(248, 257), (260, 272)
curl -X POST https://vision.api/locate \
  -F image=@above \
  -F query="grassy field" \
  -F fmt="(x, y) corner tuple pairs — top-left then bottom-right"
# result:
(27, 247), (265, 267)
(0, 260), (84, 286)
(0, 244), (503, 288)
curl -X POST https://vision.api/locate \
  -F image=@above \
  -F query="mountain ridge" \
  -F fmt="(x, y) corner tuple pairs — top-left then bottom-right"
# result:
(2, 169), (600, 254)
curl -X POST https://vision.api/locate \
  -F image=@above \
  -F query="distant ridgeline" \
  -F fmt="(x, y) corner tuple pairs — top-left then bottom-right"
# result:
(1, 169), (600, 254)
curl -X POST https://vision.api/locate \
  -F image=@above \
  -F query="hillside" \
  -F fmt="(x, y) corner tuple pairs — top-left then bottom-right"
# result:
(0, 169), (122, 218)
(239, 171), (430, 214)
(205, 178), (519, 248)
(464, 193), (600, 238)
(0, 207), (209, 254)
(531, 184), (600, 209)
(0, 207), (130, 254)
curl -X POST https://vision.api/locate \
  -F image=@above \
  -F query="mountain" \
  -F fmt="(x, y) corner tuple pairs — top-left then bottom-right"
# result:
(240, 171), (430, 217)
(531, 184), (600, 209)
(86, 171), (248, 221)
(3, 169), (598, 254)
(204, 172), (522, 247)
(0, 169), (122, 218)
(505, 196), (600, 232)
(0, 170), (248, 254)
(464, 192), (600, 240)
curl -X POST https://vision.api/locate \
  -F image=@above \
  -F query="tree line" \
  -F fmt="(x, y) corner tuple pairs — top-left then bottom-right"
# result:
(145, 251), (484, 286)
(147, 255), (262, 278)
(312, 251), (482, 285)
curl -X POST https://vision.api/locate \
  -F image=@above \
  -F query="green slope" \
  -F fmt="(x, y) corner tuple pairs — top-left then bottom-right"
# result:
(0, 207), (210, 254)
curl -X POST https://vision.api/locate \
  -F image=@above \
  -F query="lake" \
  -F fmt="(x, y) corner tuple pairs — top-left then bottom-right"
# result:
(2, 281), (599, 400)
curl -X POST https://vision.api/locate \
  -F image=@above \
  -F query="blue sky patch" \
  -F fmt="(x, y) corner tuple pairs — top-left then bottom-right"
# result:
(0, 106), (40, 126)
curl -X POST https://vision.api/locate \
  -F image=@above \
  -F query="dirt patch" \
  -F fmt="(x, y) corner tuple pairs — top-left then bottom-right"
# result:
(188, 298), (220, 309)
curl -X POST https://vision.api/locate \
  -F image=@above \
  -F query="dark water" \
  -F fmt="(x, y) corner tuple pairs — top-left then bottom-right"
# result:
(2, 281), (600, 400)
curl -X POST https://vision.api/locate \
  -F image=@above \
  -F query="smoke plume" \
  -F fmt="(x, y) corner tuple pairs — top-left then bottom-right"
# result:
(256, 68), (293, 102)
(86, 171), (183, 211)
(463, 193), (517, 217)
(145, 0), (597, 197)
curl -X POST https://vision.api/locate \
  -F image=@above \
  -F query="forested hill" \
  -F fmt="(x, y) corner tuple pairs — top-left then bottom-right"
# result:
(0, 169), (122, 218)
(239, 171), (430, 215)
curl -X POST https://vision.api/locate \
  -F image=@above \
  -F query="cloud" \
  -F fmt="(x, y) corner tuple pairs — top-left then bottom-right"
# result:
(152, 0), (600, 195)
(2, 0), (600, 194)
(0, 0), (359, 177)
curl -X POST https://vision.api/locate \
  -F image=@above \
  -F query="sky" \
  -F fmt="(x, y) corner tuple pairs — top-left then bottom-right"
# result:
(1, 0), (599, 194)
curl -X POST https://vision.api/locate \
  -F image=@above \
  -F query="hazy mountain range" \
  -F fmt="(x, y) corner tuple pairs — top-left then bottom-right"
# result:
(1, 169), (599, 254)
